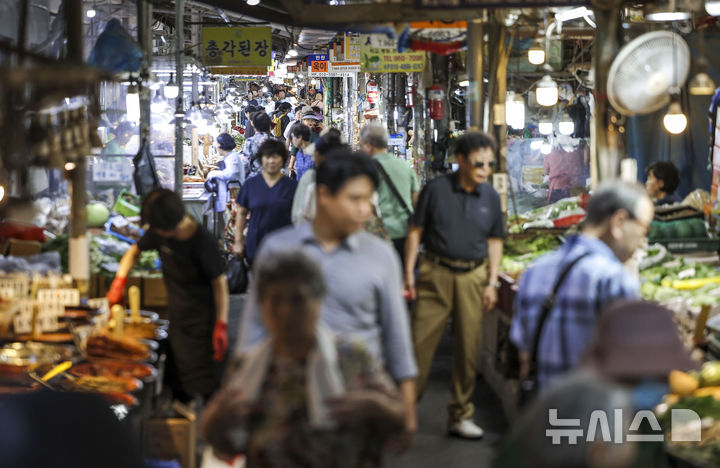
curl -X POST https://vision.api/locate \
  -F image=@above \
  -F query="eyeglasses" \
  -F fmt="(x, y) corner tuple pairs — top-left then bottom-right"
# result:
(470, 161), (496, 169)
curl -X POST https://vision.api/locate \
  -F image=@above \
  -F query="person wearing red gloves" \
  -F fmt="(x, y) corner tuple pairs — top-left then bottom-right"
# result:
(108, 188), (229, 403)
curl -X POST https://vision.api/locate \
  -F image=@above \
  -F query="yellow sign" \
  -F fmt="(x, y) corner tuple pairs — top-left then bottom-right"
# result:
(202, 27), (272, 67)
(523, 166), (545, 185)
(344, 34), (361, 62)
(210, 66), (268, 76)
(360, 34), (426, 73)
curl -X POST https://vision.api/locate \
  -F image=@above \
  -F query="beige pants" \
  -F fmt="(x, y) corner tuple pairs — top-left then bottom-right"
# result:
(411, 258), (486, 423)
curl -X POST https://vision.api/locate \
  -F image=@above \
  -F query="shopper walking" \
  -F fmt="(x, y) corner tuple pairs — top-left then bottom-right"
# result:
(299, 108), (322, 143)
(291, 128), (347, 225)
(234, 139), (297, 266)
(242, 112), (272, 178)
(404, 131), (504, 439)
(206, 133), (245, 213)
(288, 123), (314, 181)
(510, 180), (653, 393)
(359, 123), (419, 266)
(239, 150), (418, 449)
(106, 189), (228, 402)
(202, 250), (405, 468)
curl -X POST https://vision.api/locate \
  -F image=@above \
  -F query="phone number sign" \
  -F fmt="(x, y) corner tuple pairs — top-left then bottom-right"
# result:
(202, 27), (272, 67)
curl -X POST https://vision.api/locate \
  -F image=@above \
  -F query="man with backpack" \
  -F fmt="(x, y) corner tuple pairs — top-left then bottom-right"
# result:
(271, 102), (292, 141)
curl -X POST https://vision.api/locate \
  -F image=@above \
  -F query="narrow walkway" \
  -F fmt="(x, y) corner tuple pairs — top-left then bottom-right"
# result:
(389, 330), (508, 468)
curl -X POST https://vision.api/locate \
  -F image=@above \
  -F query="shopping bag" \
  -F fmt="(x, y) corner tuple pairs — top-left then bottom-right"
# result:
(226, 256), (248, 294)
(132, 138), (161, 197)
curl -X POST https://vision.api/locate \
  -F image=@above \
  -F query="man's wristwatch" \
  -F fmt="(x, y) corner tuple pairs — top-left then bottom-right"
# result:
(488, 280), (501, 289)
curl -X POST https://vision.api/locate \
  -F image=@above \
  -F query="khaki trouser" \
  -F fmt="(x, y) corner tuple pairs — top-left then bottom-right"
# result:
(411, 258), (486, 423)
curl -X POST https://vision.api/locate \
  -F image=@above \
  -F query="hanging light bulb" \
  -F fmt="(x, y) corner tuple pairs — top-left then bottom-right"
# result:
(689, 72), (717, 96)
(528, 42), (545, 65)
(541, 140), (552, 155)
(126, 83), (140, 123)
(535, 74), (558, 106)
(0, 184), (5, 203)
(707, 0), (720, 15)
(538, 111), (553, 135)
(86, 7), (96, 18)
(187, 104), (204, 127)
(288, 48), (298, 58)
(558, 112), (575, 135)
(663, 97), (687, 134)
(505, 92), (525, 130)
(458, 73), (470, 87)
(151, 91), (166, 113)
(164, 73), (179, 99)
(246, 0), (260, 5)
(646, 0), (691, 21)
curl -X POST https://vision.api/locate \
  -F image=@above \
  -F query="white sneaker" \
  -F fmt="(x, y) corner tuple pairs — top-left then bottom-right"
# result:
(448, 419), (484, 439)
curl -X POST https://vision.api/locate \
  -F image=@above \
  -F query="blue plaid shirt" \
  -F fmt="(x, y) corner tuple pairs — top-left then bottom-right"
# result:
(510, 234), (640, 390)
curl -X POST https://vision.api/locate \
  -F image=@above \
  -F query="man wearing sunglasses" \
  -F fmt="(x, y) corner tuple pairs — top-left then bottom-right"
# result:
(404, 131), (504, 439)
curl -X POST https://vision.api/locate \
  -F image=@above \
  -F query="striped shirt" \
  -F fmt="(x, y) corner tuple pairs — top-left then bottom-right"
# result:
(510, 234), (640, 390)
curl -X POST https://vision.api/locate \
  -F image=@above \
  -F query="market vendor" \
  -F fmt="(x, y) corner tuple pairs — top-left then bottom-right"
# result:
(206, 132), (245, 213)
(106, 189), (229, 402)
(645, 161), (681, 206)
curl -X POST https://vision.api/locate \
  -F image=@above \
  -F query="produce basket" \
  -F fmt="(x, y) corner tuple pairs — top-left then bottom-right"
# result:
(652, 237), (720, 253)
(112, 190), (141, 218)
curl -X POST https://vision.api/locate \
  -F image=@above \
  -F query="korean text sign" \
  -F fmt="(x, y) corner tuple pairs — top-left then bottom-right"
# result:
(360, 34), (425, 73)
(203, 27), (272, 67)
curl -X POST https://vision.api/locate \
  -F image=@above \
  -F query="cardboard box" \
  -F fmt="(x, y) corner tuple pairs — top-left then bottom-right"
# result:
(4, 239), (43, 256)
(142, 410), (196, 468)
(143, 277), (167, 307)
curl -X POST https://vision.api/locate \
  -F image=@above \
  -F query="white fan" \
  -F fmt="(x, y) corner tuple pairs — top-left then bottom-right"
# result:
(607, 31), (690, 116)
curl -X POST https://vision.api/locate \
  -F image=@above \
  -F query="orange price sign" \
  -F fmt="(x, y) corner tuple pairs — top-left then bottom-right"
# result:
(311, 61), (328, 73)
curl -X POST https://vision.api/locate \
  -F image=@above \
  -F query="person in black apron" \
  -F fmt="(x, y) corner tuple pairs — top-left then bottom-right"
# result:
(107, 189), (229, 402)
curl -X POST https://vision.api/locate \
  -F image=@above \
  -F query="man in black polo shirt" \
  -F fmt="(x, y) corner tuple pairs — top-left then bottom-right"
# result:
(404, 131), (504, 439)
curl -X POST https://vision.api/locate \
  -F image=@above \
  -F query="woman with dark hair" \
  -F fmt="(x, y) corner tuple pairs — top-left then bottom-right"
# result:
(206, 133), (244, 213)
(242, 112), (272, 178)
(291, 129), (347, 224)
(234, 139), (297, 264)
(645, 161), (681, 206)
(288, 123), (313, 181)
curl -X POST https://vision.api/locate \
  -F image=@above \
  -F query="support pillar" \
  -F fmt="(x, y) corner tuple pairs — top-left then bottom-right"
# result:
(466, 18), (484, 131)
(174, 0), (185, 194)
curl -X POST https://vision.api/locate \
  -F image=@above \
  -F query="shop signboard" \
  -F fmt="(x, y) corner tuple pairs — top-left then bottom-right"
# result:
(414, 0), (587, 7)
(388, 134), (405, 147)
(210, 66), (268, 76)
(360, 34), (426, 73)
(308, 54), (329, 77)
(344, 34), (361, 62)
(329, 62), (360, 77)
(202, 27), (272, 67)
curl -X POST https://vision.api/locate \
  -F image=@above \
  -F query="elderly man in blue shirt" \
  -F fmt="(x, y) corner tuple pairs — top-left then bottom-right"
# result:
(511, 180), (654, 393)
(237, 149), (418, 450)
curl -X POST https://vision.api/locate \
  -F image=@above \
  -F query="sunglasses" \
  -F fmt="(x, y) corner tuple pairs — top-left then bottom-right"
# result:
(470, 161), (496, 169)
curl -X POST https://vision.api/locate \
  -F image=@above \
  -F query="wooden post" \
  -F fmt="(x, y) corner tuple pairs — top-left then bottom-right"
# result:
(65, 0), (89, 297)
(466, 18), (484, 131)
(592, 2), (623, 185)
(174, 0), (185, 194)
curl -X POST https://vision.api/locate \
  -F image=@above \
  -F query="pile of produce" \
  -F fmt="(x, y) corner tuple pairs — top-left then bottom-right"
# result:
(501, 234), (562, 277)
(42, 233), (160, 277)
(662, 364), (720, 466)
(508, 196), (585, 233)
(649, 218), (709, 241)
(640, 259), (720, 306)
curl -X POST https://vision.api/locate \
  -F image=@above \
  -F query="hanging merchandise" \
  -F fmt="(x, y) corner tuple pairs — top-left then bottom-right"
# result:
(429, 84), (445, 121)
(87, 19), (143, 73)
(132, 137), (161, 197)
(406, 81), (416, 108)
(367, 80), (379, 104)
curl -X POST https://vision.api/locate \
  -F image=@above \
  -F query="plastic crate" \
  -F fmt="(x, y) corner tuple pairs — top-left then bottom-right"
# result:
(112, 190), (141, 217)
(650, 237), (720, 253)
